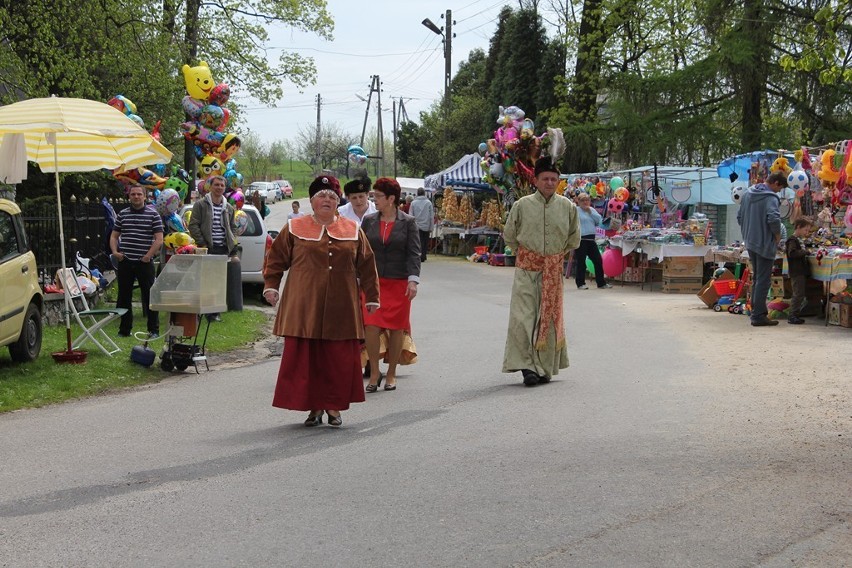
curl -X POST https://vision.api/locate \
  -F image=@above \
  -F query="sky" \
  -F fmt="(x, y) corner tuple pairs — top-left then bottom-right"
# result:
(238, 0), (514, 148)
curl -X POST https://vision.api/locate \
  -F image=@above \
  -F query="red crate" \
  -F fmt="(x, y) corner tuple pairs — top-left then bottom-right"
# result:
(712, 279), (739, 294)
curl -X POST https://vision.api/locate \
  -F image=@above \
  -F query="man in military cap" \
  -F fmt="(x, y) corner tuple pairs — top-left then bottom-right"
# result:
(502, 157), (581, 386)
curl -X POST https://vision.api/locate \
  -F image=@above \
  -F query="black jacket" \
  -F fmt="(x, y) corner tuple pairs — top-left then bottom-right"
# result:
(361, 209), (421, 280)
(785, 236), (810, 278)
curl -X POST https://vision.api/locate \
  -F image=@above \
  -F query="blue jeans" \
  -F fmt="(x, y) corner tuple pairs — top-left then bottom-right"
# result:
(747, 250), (774, 322)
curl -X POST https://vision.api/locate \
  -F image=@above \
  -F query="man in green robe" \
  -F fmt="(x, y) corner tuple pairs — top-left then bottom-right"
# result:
(502, 157), (581, 386)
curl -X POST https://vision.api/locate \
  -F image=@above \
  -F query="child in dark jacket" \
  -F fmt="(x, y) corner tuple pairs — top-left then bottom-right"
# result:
(785, 218), (813, 324)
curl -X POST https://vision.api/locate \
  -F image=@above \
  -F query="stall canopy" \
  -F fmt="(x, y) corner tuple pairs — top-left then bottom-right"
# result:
(716, 149), (795, 185)
(424, 154), (486, 189)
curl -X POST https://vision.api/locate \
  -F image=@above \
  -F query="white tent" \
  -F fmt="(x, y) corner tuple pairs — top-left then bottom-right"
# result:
(396, 177), (425, 196)
(424, 154), (486, 189)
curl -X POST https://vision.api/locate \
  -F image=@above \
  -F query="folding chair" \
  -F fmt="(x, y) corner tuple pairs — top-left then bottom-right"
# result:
(57, 268), (127, 356)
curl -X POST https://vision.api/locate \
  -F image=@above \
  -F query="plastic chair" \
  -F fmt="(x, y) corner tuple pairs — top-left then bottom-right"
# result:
(57, 268), (127, 356)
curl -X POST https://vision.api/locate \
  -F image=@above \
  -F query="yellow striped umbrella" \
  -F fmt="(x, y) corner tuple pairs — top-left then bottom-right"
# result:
(0, 96), (171, 172)
(0, 96), (173, 354)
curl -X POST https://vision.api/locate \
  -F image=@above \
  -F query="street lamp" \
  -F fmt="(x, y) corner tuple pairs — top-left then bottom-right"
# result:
(421, 12), (452, 112)
(422, 10), (453, 164)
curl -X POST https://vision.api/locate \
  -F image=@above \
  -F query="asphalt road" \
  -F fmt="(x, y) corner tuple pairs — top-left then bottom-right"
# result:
(0, 256), (849, 567)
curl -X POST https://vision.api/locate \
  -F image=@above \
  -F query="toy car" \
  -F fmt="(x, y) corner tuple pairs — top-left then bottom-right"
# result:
(713, 295), (735, 312)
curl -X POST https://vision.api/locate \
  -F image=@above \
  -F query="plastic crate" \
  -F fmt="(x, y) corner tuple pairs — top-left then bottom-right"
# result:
(150, 254), (227, 314)
(712, 279), (739, 295)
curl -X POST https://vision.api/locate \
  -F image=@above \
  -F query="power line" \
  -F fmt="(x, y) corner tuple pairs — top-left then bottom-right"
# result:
(455, 0), (489, 14)
(266, 45), (447, 58)
(455, 0), (505, 23)
(383, 35), (443, 84)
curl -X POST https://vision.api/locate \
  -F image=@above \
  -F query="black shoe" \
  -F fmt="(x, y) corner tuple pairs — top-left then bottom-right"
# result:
(751, 318), (779, 327)
(326, 412), (342, 427)
(522, 369), (539, 386)
(538, 375), (551, 384)
(304, 412), (323, 427)
(787, 316), (805, 324)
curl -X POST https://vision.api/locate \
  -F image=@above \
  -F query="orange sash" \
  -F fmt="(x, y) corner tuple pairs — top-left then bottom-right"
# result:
(289, 215), (358, 241)
(516, 246), (565, 351)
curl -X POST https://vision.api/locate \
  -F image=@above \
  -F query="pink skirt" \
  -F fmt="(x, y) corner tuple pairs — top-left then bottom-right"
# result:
(363, 277), (411, 332)
(272, 337), (365, 411)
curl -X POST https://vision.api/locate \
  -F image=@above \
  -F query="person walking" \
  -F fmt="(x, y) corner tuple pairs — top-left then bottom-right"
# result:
(409, 188), (434, 262)
(338, 177), (376, 227)
(263, 176), (379, 427)
(574, 192), (612, 289)
(188, 174), (239, 321)
(288, 200), (305, 220)
(737, 172), (786, 327)
(361, 178), (421, 392)
(109, 185), (164, 337)
(502, 157), (581, 386)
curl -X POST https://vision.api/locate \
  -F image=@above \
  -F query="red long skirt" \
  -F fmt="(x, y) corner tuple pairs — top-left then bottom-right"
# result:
(363, 277), (411, 332)
(272, 337), (365, 411)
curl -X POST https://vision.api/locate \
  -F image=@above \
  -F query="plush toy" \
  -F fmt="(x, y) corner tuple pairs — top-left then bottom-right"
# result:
(817, 206), (834, 229)
(818, 150), (841, 184)
(182, 61), (215, 101)
(770, 156), (792, 176)
(767, 298), (790, 320)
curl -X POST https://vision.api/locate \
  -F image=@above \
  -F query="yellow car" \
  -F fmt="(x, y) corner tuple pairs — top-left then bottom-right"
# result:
(0, 199), (43, 362)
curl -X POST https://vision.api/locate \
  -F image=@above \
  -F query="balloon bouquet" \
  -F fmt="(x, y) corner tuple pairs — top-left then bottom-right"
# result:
(479, 105), (565, 209)
(107, 95), (199, 253)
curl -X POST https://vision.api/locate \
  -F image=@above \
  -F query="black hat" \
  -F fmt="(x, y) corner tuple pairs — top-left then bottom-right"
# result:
(308, 175), (341, 198)
(343, 177), (372, 195)
(534, 157), (560, 177)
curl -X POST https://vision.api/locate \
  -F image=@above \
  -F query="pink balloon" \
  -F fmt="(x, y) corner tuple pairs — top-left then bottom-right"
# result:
(602, 248), (626, 278)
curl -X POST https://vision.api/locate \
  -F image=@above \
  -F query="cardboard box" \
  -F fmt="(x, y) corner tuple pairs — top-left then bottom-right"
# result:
(663, 256), (704, 277)
(828, 302), (841, 325)
(840, 303), (852, 328)
(697, 281), (720, 307)
(663, 276), (704, 294)
(770, 276), (793, 298)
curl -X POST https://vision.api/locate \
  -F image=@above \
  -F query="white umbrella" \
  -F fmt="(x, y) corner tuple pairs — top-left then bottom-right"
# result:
(0, 96), (172, 355)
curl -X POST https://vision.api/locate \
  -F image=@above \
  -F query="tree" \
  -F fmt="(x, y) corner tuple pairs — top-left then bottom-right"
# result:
(294, 123), (356, 174)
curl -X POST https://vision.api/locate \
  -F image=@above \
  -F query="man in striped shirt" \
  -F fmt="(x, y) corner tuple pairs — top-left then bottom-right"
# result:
(109, 185), (164, 337)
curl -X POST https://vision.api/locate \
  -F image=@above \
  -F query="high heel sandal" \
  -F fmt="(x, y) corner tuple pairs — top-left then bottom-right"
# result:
(326, 412), (342, 427)
(383, 380), (396, 391)
(365, 373), (384, 393)
(304, 411), (323, 427)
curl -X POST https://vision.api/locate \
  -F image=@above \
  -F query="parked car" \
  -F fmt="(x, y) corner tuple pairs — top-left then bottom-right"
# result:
(179, 203), (272, 284)
(246, 181), (280, 204)
(272, 180), (293, 198)
(0, 198), (43, 362)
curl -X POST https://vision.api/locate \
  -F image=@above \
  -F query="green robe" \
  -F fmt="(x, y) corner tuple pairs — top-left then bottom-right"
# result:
(502, 191), (581, 378)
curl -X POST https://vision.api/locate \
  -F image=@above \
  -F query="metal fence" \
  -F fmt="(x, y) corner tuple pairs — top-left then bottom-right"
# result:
(22, 196), (123, 286)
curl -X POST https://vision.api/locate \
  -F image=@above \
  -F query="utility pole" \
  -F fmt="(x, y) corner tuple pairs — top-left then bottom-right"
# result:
(422, 10), (454, 165)
(376, 75), (384, 178)
(392, 99), (398, 178)
(314, 94), (321, 174)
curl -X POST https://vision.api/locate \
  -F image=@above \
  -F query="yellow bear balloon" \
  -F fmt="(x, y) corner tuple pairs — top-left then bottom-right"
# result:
(164, 232), (194, 250)
(199, 155), (225, 179)
(182, 61), (215, 102)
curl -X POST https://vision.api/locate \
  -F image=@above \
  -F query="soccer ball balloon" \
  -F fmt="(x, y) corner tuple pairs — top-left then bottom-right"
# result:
(731, 184), (746, 204)
(787, 170), (808, 192)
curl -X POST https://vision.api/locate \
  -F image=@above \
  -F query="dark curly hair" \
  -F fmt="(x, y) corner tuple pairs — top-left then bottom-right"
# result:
(372, 177), (401, 207)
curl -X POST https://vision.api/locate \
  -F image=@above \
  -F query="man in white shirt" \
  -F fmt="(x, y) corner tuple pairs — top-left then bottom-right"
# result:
(338, 177), (376, 227)
(408, 187), (434, 261)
